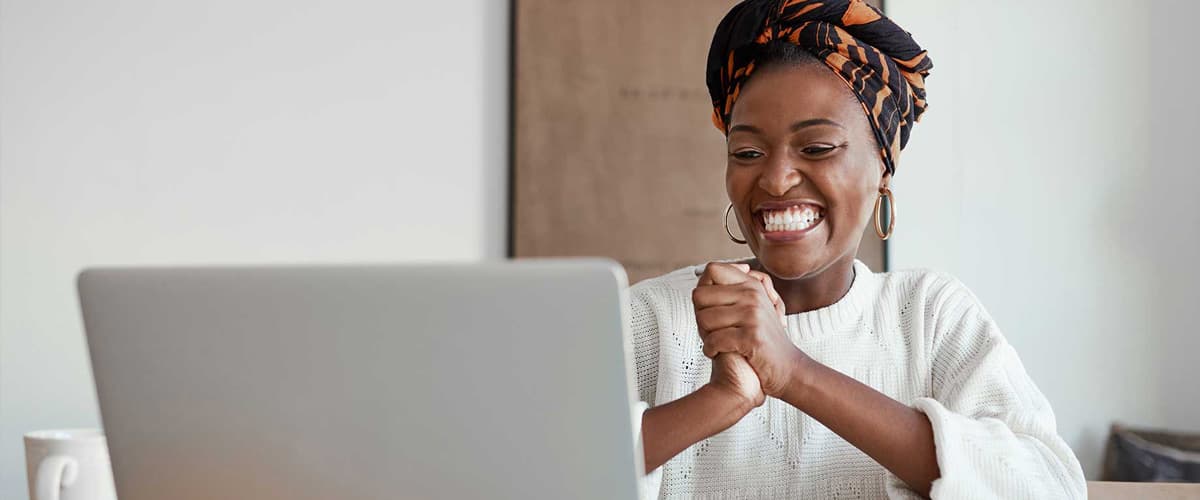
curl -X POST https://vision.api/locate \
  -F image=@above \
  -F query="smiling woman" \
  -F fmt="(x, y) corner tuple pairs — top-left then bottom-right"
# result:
(630, 1), (1088, 499)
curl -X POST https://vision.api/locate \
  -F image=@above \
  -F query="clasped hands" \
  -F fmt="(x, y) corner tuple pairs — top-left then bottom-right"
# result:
(694, 262), (812, 410)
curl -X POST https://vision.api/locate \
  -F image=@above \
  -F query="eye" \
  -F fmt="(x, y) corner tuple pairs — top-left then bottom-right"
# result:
(800, 144), (839, 156)
(730, 150), (764, 161)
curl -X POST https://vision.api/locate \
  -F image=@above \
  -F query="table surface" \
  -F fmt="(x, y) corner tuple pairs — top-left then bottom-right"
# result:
(1088, 481), (1200, 500)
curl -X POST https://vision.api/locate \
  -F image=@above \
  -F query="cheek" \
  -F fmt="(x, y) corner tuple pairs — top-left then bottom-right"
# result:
(725, 165), (755, 200)
(822, 160), (881, 232)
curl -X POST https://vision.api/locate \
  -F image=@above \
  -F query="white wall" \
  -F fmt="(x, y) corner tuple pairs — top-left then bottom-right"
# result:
(0, 1), (508, 497)
(891, 0), (1198, 478)
(1149, 0), (1200, 435)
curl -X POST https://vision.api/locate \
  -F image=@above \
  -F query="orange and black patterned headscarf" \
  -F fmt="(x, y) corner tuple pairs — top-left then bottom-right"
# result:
(706, 0), (933, 175)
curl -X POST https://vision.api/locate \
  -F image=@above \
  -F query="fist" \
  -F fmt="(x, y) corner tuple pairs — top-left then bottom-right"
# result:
(693, 262), (806, 398)
(709, 352), (765, 410)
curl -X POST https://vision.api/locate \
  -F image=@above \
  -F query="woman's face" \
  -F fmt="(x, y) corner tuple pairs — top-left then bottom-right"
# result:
(725, 62), (888, 280)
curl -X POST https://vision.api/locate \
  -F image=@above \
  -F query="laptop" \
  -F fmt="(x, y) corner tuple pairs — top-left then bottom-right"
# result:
(78, 259), (644, 500)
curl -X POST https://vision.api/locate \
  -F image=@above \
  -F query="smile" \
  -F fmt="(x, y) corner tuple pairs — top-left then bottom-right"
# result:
(753, 204), (825, 241)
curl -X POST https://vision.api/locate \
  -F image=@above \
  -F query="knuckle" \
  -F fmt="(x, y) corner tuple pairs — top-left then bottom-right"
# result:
(706, 331), (724, 347)
(738, 303), (759, 317)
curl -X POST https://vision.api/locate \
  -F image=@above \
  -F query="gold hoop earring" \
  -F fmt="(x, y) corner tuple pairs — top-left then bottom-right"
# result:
(874, 187), (896, 240)
(724, 203), (747, 244)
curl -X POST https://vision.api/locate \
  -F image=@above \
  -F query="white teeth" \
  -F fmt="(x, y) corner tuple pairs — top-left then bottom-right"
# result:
(761, 206), (824, 234)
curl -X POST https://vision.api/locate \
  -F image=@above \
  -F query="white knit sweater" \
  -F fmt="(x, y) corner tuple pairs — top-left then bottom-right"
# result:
(629, 259), (1086, 499)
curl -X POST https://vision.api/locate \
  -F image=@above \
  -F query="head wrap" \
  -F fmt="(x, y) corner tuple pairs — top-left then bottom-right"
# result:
(706, 0), (933, 175)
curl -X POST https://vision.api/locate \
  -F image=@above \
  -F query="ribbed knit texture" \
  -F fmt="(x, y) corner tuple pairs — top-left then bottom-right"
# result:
(630, 260), (1086, 499)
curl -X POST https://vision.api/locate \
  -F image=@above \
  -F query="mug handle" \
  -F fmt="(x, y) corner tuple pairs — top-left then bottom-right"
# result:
(36, 455), (78, 500)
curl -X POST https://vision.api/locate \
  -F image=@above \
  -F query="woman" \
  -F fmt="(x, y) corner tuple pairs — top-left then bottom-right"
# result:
(630, 1), (1087, 498)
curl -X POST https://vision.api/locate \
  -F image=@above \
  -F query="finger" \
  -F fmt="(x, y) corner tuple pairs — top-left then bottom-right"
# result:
(745, 270), (782, 309)
(692, 282), (764, 309)
(701, 326), (751, 359)
(695, 303), (757, 339)
(697, 262), (748, 285)
(746, 270), (786, 326)
(698, 262), (755, 287)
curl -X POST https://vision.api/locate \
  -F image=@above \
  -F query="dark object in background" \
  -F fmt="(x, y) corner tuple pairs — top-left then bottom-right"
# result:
(1105, 424), (1200, 482)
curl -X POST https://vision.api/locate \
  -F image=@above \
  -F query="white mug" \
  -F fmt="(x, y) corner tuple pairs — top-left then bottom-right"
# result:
(24, 429), (117, 500)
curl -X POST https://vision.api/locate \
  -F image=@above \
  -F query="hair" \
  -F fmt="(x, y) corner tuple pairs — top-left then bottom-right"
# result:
(747, 41), (859, 108)
(754, 41), (826, 72)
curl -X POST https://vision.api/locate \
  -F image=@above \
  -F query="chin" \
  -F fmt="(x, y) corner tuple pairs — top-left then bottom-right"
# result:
(755, 248), (827, 280)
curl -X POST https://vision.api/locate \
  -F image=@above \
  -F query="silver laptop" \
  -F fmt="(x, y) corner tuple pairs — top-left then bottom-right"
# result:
(78, 259), (643, 500)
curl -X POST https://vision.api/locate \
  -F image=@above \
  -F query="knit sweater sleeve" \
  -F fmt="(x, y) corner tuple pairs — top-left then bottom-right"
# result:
(628, 279), (669, 499)
(899, 276), (1087, 499)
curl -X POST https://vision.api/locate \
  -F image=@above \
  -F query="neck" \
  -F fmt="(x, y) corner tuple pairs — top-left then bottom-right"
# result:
(753, 256), (857, 315)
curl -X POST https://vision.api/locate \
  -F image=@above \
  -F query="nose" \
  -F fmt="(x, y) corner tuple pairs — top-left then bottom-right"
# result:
(757, 154), (804, 197)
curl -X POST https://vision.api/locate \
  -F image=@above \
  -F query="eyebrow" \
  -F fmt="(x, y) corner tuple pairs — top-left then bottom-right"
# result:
(728, 118), (845, 135)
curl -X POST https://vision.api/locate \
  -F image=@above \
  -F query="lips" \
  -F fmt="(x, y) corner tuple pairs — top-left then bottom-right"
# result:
(753, 199), (826, 213)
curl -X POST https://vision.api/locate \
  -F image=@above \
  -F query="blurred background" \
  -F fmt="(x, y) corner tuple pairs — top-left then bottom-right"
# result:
(1, 0), (1196, 497)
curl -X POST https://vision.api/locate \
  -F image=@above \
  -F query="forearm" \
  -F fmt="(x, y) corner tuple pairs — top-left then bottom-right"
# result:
(641, 384), (750, 473)
(781, 359), (940, 497)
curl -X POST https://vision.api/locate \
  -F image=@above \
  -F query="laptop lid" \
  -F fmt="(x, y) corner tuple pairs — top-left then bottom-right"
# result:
(78, 258), (642, 500)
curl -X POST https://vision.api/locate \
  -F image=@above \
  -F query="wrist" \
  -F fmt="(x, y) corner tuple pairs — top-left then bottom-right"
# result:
(780, 352), (820, 409)
(699, 383), (755, 422)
